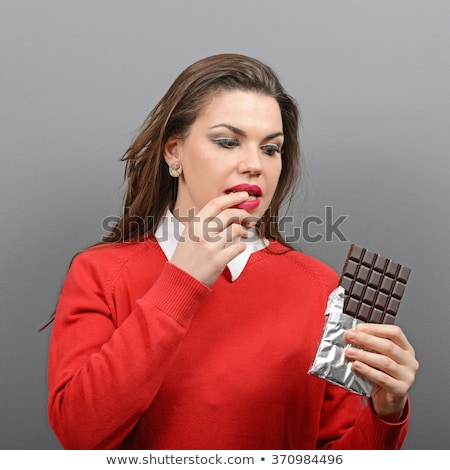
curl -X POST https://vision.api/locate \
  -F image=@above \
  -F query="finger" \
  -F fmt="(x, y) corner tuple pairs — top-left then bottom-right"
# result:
(346, 324), (414, 356)
(201, 219), (250, 245)
(356, 323), (413, 350)
(345, 344), (415, 393)
(219, 239), (248, 264)
(345, 329), (407, 365)
(349, 353), (416, 398)
(174, 193), (251, 233)
(203, 210), (257, 235)
(224, 220), (252, 242)
(199, 192), (251, 217)
(180, 211), (253, 246)
(345, 346), (404, 380)
(204, 223), (252, 269)
(344, 332), (419, 388)
(350, 359), (410, 396)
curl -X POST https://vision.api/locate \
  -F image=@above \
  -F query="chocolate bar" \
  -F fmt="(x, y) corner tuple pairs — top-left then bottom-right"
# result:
(339, 244), (411, 324)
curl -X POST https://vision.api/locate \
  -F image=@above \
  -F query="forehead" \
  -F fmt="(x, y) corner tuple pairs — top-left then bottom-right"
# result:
(194, 90), (283, 132)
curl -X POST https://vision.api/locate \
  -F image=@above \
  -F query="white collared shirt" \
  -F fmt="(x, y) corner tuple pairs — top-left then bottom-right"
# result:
(154, 209), (268, 281)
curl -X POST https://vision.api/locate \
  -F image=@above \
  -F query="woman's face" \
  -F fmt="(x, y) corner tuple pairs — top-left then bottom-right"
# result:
(165, 90), (284, 220)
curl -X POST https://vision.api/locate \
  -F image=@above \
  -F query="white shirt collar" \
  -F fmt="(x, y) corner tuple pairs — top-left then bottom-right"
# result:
(154, 209), (268, 281)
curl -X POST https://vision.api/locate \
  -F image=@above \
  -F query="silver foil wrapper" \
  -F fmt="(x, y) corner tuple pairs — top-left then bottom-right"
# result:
(308, 286), (373, 397)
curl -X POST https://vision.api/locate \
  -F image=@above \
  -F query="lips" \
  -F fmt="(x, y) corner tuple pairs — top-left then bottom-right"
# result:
(225, 184), (262, 210)
(225, 184), (262, 198)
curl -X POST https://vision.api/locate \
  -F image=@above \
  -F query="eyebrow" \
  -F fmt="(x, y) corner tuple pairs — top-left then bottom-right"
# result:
(209, 124), (284, 140)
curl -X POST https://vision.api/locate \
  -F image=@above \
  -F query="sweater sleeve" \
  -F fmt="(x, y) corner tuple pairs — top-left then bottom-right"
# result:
(47, 252), (211, 449)
(304, 257), (409, 450)
(317, 382), (409, 450)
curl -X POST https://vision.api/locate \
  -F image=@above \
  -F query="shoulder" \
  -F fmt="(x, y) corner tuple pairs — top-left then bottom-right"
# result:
(285, 248), (338, 281)
(261, 241), (339, 295)
(67, 238), (162, 285)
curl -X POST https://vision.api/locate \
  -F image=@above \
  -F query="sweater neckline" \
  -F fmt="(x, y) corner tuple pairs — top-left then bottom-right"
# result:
(154, 209), (270, 281)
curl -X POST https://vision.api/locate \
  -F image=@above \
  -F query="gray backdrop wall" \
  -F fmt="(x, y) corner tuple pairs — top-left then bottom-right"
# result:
(1, 0), (449, 450)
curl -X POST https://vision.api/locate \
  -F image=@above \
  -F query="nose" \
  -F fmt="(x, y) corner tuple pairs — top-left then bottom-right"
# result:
(237, 148), (262, 176)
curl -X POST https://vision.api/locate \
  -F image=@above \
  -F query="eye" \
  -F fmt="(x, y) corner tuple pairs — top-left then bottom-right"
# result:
(261, 144), (282, 156)
(213, 138), (240, 149)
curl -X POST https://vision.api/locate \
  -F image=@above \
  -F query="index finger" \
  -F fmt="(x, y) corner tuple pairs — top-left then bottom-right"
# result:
(356, 323), (413, 351)
(201, 191), (251, 215)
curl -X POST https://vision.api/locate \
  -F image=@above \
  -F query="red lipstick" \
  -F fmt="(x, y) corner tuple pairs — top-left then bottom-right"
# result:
(225, 184), (262, 210)
(225, 184), (262, 196)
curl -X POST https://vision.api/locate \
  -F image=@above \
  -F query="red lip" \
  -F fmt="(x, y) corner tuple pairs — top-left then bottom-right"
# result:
(224, 184), (262, 197)
(233, 199), (261, 210)
(225, 184), (262, 211)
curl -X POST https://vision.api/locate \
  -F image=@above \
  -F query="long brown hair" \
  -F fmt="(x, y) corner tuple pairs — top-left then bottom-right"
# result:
(39, 54), (301, 331)
(103, 53), (301, 245)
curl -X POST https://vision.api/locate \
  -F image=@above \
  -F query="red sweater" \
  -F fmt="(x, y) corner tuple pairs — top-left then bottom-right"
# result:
(47, 238), (409, 449)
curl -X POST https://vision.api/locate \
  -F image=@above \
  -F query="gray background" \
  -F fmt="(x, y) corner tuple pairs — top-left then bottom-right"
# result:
(1, 0), (449, 450)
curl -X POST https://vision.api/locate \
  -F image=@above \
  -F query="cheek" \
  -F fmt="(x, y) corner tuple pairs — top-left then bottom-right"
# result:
(182, 142), (215, 171)
(269, 162), (283, 191)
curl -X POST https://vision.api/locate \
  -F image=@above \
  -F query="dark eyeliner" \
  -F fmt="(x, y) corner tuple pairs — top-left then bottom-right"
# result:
(262, 144), (282, 156)
(212, 137), (239, 148)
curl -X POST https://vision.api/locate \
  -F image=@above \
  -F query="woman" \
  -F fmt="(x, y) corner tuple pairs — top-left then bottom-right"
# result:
(47, 53), (418, 449)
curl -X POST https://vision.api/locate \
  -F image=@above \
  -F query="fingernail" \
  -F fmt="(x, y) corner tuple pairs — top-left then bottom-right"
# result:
(346, 346), (357, 357)
(346, 330), (358, 341)
(357, 324), (369, 332)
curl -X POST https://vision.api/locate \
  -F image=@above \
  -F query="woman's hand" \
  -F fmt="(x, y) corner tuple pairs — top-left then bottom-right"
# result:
(170, 191), (256, 287)
(344, 324), (419, 422)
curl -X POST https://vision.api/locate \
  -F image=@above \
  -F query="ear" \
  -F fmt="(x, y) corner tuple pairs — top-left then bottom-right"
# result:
(163, 136), (182, 166)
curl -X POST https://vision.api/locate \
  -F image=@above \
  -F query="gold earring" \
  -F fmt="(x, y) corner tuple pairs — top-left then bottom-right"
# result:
(169, 162), (182, 178)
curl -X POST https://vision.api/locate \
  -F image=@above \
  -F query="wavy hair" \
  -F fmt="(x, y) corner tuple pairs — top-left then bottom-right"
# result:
(103, 53), (301, 245)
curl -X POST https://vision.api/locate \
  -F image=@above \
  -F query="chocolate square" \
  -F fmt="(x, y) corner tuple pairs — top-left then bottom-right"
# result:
(338, 244), (411, 324)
